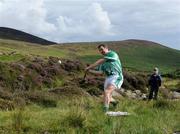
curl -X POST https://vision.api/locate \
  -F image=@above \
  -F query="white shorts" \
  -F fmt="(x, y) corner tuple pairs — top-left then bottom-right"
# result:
(104, 74), (123, 90)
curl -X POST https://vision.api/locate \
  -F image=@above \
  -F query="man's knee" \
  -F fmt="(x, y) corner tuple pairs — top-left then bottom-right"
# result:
(104, 89), (111, 95)
(104, 85), (115, 95)
(107, 84), (116, 90)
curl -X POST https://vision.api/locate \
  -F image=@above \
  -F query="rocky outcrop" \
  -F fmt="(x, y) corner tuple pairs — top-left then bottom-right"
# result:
(171, 91), (180, 99)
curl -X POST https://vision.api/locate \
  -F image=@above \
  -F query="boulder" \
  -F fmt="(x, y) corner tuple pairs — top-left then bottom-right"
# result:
(112, 90), (123, 98)
(172, 91), (180, 99)
(135, 90), (141, 95)
(141, 93), (147, 100)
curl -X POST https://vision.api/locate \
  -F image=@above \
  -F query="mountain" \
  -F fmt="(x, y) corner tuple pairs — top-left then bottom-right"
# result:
(54, 39), (180, 72)
(0, 27), (56, 45)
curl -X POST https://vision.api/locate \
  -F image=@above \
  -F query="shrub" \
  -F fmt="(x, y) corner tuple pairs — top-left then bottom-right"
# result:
(162, 69), (180, 79)
(50, 86), (88, 97)
(160, 88), (170, 99)
(123, 71), (148, 92)
(86, 87), (102, 96)
(0, 98), (14, 110)
(13, 97), (26, 109)
(23, 91), (57, 107)
(0, 89), (13, 100)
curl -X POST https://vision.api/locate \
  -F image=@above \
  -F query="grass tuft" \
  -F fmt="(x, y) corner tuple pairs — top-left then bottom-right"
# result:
(153, 99), (175, 110)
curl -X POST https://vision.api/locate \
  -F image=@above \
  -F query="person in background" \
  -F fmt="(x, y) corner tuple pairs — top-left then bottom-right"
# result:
(148, 67), (162, 100)
(85, 44), (123, 112)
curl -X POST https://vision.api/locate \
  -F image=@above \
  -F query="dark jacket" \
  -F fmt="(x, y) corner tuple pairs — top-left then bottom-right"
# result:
(148, 74), (161, 89)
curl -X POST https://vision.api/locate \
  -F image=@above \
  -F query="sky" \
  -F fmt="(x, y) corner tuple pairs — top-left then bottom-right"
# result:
(0, 0), (180, 50)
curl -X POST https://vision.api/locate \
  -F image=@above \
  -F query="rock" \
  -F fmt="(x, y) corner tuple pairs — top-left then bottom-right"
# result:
(33, 57), (44, 63)
(114, 88), (126, 96)
(11, 63), (26, 72)
(175, 89), (180, 93)
(112, 90), (123, 98)
(123, 89), (147, 100)
(173, 131), (180, 134)
(125, 90), (132, 98)
(160, 88), (170, 99)
(135, 90), (141, 95)
(17, 75), (24, 81)
(8, 51), (16, 55)
(141, 93), (147, 100)
(172, 91), (180, 99)
(119, 88), (125, 93)
(131, 93), (137, 99)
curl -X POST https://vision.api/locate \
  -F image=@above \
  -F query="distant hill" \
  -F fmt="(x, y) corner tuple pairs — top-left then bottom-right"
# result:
(0, 27), (56, 45)
(57, 40), (180, 72)
(0, 37), (179, 73)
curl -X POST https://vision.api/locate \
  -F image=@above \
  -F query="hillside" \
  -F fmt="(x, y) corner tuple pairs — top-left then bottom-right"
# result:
(0, 38), (180, 133)
(0, 38), (179, 73)
(0, 47), (179, 134)
(0, 27), (56, 45)
(74, 39), (180, 73)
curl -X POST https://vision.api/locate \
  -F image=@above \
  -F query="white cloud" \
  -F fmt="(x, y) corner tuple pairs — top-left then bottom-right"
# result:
(0, 0), (179, 49)
(85, 3), (113, 35)
(111, 0), (180, 31)
(54, 2), (114, 42)
(101, 0), (180, 49)
(0, 0), (56, 36)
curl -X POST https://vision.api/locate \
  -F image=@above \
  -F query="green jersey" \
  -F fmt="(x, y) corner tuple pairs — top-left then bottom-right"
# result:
(99, 51), (122, 79)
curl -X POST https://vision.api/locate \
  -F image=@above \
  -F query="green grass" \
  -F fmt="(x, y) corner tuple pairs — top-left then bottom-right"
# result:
(0, 38), (180, 133)
(0, 97), (179, 133)
(0, 54), (24, 62)
(1, 39), (180, 73)
(163, 78), (180, 91)
(0, 39), (69, 58)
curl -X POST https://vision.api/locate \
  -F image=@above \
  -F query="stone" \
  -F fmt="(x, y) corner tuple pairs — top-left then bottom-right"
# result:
(172, 91), (180, 99)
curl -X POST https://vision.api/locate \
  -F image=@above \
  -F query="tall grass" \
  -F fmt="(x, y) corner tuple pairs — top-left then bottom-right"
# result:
(0, 40), (180, 133)
(12, 109), (24, 133)
(0, 97), (179, 133)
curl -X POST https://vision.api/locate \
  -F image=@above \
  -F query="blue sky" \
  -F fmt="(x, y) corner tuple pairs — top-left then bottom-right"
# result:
(0, 0), (180, 50)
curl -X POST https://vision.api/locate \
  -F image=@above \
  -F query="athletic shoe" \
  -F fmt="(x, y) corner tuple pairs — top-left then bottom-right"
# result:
(103, 106), (109, 112)
(110, 101), (119, 107)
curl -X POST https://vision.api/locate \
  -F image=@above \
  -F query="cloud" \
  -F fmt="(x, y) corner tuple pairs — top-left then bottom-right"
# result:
(0, 0), (56, 36)
(85, 3), (113, 35)
(54, 2), (114, 42)
(107, 0), (180, 33)
(0, 0), (179, 49)
(101, 0), (180, 49)
(0, 0), (114, 42)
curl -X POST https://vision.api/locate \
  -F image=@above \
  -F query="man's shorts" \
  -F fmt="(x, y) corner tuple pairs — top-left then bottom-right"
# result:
(104, 74), (123, 90)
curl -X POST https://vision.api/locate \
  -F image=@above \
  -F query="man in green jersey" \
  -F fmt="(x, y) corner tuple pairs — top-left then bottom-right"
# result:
(85, 44), (123, 112)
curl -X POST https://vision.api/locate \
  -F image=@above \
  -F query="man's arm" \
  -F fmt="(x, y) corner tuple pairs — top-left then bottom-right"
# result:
(158, 75), (162, 87)
(88, 69), (103, 75)
(85, 58), (105, 71)
(148, 75), (152, 86)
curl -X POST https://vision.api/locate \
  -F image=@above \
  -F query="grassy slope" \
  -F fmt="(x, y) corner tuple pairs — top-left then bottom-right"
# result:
(0, 97), (179, 133)
(0, 39), (180, 133)
(0, 39), (180, 73)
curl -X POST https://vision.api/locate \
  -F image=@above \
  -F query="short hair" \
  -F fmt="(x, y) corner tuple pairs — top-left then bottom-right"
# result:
(97, 44), (108, 49)
(154, 67), (159, 71)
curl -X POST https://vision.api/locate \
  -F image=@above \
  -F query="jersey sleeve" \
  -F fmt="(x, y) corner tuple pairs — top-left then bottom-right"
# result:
(96, 64), (104, 72)
(104, 51), (118, 61)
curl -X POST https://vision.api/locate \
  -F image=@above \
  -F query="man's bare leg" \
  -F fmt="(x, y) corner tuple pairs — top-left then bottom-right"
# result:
(103, 85), (115, 112)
